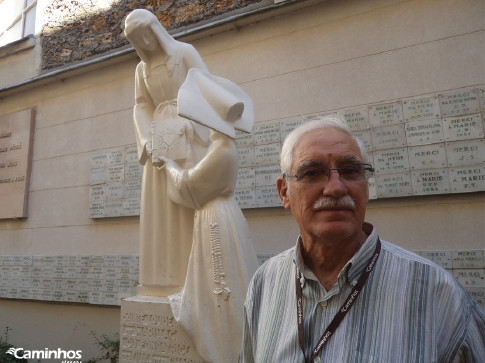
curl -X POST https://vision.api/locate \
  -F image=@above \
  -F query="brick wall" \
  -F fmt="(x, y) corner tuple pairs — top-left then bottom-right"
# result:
(41, 0), (264, 70)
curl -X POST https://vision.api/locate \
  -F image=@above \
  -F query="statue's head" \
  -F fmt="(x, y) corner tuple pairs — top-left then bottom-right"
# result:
(124, 9), (173, 59)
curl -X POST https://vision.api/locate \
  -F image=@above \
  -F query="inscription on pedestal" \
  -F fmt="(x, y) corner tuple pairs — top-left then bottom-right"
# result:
(121, 297), (206, 363)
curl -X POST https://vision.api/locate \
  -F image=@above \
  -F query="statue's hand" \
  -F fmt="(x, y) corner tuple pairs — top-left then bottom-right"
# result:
(153, 155), (170, 169)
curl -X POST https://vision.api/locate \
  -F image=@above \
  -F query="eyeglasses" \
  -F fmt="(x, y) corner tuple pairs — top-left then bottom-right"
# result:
(283, 163), (374, 184)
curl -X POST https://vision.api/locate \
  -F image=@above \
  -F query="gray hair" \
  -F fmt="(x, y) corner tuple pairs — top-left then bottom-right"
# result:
(279, 114), (369, 174)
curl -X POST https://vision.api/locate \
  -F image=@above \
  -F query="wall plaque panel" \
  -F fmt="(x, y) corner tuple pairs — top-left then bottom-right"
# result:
(371, 124), (407, 150)
(449, 165), (485, 193)
(236, 167), (255, 189)
(403, 96), (440, 122)
(253, 122), (280, 145)
(343, 106), (370, 131)
(375, 172), (412, 198)
(0, 109), (35, 219)
(445, 139), (485, 167)
(408, 144), (447, 170)
(439, 89), (480, 117)
(369, 102), (404, 127)
(373, 148), (409, 174)
(405, 119), (443, 146)
(411, 169), (450, 195)
(234, 189), (256, 209)
(255, 166), (280, 187)
(255, 143), (280, 166)
(280, 118), (305, 140)
(353, 130), (373, 152)
(255, 186), (280, 208)
(238, 147), (255, 168)
(442, 113), (484, 141)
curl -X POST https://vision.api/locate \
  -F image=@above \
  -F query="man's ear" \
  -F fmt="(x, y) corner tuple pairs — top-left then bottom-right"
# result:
(276, 176), (291, 209)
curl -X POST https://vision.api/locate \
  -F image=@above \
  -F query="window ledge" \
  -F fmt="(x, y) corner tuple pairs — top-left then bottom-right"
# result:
(0, 35), (35, 59)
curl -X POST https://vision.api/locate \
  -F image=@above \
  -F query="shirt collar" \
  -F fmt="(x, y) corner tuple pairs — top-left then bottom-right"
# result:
(294, 222), (378, 289)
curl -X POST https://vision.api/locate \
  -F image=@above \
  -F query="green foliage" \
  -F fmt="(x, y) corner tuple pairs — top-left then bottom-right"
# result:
(0, 327), (28, 363)
(86, 331), (120, 363)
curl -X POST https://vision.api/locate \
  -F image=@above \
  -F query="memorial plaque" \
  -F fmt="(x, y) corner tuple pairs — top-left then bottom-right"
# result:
(106, 182), (124, 200)
(90, 167), (107, 185)
(408, 144), (447, 170)
(373, 148), (410, 174)
(107, 165), (125, 183)
(371, 124), (407, 151)
(91, 151), (107, 168)
(235, 130), (254, 147)
(107, 148), (125, 166)
(236, 167), (255, 189)
(123, 198), (141, 216)
(467, 287), (485, 309)
(445, 139), (485, 167)
(442, 113), (484, 141)
(125, 163), (142, 181)
(255, 166), (281, 187)
(402, 96), (440, 122)
(369, 102), (404, 127)
(280, 117), (305, 140)
(411, 169), (450, 195)
(256, 185), (280, 208)
(120, 297), (205, 363)
(235, 188), (256, 209)
(253, 122), (280, 145)
(89, 201), (106, 218)
(449, 165), (485, 193)
(439, 89), (480, 117)
(375, 172), (412, 198)
(343, 106), (370, 131)
(0, 108), (36, 219)
(255, 143), (280, 166)
(125, 145), (139, 164)
(405, 119), (443, 146)
(452, 269), (485, 287)
(353, 130), (373, 153)
(124, 181), (141, 199)
(452, 250), (484, 269)
(105, 200), (124, 217)
(238, 147), (255, 168)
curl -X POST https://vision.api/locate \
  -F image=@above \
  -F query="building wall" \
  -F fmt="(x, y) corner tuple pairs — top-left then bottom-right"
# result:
(0, 0), (483, 355)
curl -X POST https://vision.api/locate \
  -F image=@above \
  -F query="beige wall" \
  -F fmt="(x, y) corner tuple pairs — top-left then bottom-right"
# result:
(0, 0), (483, 352)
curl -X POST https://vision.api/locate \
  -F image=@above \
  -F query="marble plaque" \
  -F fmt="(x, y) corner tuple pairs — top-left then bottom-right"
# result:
(408, 144), (447, 170)
(445, 139), (485, 167)
(107, 165), (125, 183)
(235, 189), (256, 209)
(123, 198), (141, 216)
(105, 200), (124, 217)
(343, 106), (370, 131)
(353, 130), (373, 153)
(125, 163), (142, 181)
(89, 185), (106, 202)
(367, 177), (377, 200)
(255, 143), (280, 166)
(91, 151), (107, 168)
(373, 148), (410, 174)
(449, 165), (485, 193)
(238, 147), (255, 168)
(369, 102), (404, 127)
(452, 250), (484, 269)
(255, 166), (281, 187)
(452, 269), (485, 287)
(125, 145), (139, 164)
(106, 182), (124, 200)
(90, 167), (107, 185)
(0, 108), (36, 219)
(411, 169), (450, 195)
(256, 185), (281, 208)
(124, 181), (142, 199)
(280, 117), (305, 141)
(439, 89), (480, 117)
(89, 201), (106, 218)
(107, 148), (125, 166)
(375, 172), (412, 198)
(120, 296), (205, 363)
(371, 124), (407, 151)
(236, 168), (255, 189)
(405, 119), (444, 146)
(442, 113), (484, 141)
(235, 130), (254, 147)
(254, 122), (281, 145)
(402, 96), (440, 122)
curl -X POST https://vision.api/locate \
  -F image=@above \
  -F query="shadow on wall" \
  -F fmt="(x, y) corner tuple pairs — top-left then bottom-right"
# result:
(40, 0), (265, 70)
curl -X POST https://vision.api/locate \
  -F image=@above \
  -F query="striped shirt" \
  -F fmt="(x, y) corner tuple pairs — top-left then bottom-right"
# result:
(239, 224), (485, 363)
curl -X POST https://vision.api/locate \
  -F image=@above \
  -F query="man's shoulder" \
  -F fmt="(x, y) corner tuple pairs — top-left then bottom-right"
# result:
(249, 247), (295, 289)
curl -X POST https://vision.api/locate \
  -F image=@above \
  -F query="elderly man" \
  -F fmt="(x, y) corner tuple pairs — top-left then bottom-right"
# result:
(239, 114), (485, 363)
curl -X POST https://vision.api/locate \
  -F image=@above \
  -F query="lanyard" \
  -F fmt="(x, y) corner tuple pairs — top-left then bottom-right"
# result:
(295, 238), (381, 363)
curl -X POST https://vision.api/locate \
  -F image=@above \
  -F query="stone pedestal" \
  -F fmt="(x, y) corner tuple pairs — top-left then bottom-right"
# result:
(120, 296), (206, 363)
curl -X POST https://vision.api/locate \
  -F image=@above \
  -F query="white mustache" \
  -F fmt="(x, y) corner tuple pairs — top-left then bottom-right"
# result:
(313, 195), (355, 210)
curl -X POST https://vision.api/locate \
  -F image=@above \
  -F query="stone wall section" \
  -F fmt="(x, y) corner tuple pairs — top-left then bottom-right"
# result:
(41, 0), (263, 70)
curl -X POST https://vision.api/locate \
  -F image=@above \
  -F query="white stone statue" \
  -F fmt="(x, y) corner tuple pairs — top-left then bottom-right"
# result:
(124, 9), (210, 296)
(159, 68), (260, 363)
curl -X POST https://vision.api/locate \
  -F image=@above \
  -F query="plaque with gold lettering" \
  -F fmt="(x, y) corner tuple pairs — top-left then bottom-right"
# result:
(0, 108), (36, 219)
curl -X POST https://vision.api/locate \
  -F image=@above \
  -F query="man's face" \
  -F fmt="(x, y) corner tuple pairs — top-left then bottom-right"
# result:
(277, 128), (369, 244)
